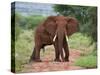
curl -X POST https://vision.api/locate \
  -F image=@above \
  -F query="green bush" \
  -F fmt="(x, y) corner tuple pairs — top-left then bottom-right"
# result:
(15, 30), (34, 72)
(74, 55), (97, 68)
(15, 13), (46, 29)
(25, 15), (46, 29)
(15, 25), (22, 40)
(89, 43), (97, 56)
(15, 13), (27, 28)
(69, 32), (91, 50)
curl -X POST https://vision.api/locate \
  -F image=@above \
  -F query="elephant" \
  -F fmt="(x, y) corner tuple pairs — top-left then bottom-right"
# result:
(29, 16), (78, 62)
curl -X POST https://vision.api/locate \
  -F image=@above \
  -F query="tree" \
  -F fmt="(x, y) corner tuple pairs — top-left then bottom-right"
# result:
(53, 5), (97, 43)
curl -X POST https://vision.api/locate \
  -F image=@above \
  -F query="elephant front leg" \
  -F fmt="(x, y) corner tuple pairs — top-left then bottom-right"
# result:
(53, 41), (61, 62)
(63, 38), (69, 62)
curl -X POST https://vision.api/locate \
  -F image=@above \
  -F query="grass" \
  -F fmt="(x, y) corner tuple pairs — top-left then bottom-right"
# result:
(70, 33), (97, 68)
(74, 55), (97, 68)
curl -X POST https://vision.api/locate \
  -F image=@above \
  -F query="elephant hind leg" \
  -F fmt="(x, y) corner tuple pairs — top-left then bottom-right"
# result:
(29, 44), (42, 62)
(29, 48), (36, 62)
(34, 45), (42, 62)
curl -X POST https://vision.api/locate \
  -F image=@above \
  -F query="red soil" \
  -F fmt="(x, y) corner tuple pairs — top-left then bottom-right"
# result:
(22, 49), (84, 73)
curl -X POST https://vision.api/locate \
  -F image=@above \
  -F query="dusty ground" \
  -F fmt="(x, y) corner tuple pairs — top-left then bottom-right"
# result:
(21, 46), (84, 73)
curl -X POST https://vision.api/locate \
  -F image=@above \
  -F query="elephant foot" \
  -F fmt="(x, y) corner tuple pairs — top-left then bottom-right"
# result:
(64, 58), (69, 62)
(35, 59), (42, 62)
(54, 58), (61, 62)
(29, 58), (42, 63)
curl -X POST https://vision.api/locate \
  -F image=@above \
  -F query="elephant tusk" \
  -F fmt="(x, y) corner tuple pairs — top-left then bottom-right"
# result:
(66, 35), (69, 42)
(53, 34), (57, 42)
(66, 35), (69, 48)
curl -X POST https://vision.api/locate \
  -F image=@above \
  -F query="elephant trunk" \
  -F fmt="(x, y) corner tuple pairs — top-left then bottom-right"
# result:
(56, 28), (66, 61)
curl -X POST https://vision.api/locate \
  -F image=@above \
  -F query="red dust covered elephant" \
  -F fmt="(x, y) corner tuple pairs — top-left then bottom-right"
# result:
(29, 16), (79, 62)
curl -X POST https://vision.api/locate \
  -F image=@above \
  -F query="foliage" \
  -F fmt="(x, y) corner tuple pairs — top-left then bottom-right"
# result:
(15, 30), (34, 72)
(74, 55), (97, 68)
(15, 25), (22, 40)
(53, 5), (97, 43)
(25, 15), (46, 29)
(14, 12), (46, 40)
(69, 32), (91, 50)
(15, 13), (27, 29)
(15, 13), (46, 29)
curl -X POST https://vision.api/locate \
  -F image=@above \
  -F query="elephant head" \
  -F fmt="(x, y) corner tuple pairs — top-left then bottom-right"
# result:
(43, 16), (78, 42)
(43, 16), (78, 61)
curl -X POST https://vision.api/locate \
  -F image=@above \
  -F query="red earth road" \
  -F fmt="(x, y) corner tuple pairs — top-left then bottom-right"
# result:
(22, 49), (84, 73)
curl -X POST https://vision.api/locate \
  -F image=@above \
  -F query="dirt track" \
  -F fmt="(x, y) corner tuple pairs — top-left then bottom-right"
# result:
(21, 46), (84, 73)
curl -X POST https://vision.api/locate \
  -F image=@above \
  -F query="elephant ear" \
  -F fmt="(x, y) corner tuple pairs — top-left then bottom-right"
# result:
(66, 17), (79, 36)
(43, 16), (57, 36)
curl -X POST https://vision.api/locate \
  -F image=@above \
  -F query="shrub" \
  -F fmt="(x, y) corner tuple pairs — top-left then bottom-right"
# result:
(15, 25), (22, 40)
(15, 30), (34, 72)
(74, 55), (97, 68)
(15, 13), (46, 29)
(25, 15), (46, 29)
(69, 32), (91, 50)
